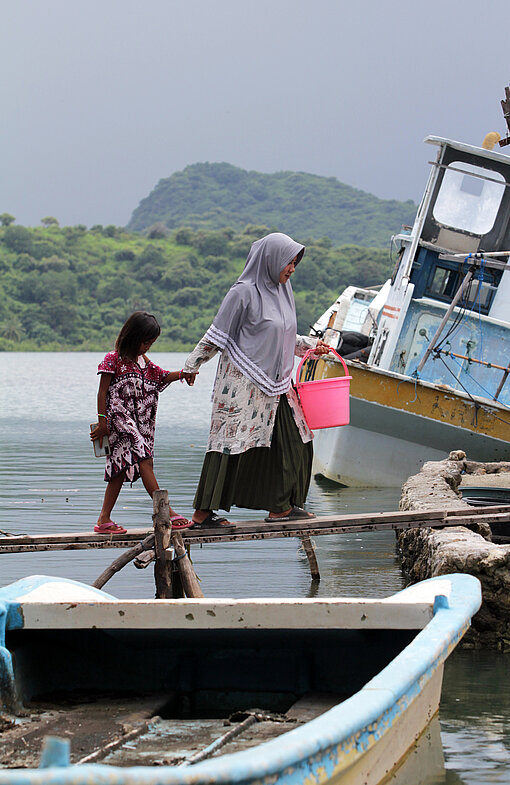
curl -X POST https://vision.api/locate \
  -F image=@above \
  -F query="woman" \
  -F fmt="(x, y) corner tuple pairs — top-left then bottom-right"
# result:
(182, 232), (329, 528)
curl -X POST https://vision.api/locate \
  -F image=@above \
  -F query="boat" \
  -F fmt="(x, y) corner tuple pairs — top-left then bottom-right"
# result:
(0, 572), (481, 784)
(306, 88), (510, 486)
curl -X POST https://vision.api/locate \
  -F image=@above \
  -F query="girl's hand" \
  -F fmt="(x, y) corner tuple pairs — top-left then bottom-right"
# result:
(90, 419), (109, 447)
(313, 340), (331, 356)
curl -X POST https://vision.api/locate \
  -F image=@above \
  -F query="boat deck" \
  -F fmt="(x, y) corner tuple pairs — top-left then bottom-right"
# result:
(0, 691), (344, 769)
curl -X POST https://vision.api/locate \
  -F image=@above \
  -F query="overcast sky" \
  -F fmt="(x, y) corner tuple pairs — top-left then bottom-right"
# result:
(2, 0), (509, 228)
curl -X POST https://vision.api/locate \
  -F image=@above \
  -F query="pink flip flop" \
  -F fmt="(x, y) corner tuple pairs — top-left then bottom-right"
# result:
(94, 521), (127, 534)
(170, 515), (193, 530)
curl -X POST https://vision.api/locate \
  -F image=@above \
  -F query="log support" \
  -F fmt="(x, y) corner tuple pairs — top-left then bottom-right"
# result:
(153, 490), (203, 599)
(153, 490), (173, 599)
(300, 536), (320, 581)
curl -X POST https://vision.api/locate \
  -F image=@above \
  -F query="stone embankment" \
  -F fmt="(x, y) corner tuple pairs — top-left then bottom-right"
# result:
(398, 451), (510, 649)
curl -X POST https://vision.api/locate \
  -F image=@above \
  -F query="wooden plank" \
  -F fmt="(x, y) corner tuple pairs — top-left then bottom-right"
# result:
(0, 509), (445, 545)
(1, 506), (508, 554)
(445, 505), (510, 517)
(18, 597), (434, 631)
(0, 508), (445, 545)
(181, 517), (447, 544)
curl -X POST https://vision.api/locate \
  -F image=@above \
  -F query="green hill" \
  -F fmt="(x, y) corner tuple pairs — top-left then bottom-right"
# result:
(127, 163), (416, 248)
(0, 222), (391, 352)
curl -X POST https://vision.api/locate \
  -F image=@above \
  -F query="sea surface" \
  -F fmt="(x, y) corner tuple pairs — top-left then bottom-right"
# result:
(0, 353), (509, 783)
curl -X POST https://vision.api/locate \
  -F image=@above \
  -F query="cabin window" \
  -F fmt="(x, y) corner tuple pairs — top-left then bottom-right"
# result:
(433, 162), (505, 235)
(426, 262), (498, 312)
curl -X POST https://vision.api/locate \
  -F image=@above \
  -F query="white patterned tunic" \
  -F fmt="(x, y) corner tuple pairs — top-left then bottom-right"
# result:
(183, 335), (318, 455)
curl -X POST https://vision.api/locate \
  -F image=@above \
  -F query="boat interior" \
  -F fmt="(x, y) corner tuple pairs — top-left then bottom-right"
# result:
(2, 625), (418, 768)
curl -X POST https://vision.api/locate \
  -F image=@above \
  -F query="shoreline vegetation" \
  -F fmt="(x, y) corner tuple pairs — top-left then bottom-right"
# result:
(0, 164), (417, 352)
(0, 221), (396, 353)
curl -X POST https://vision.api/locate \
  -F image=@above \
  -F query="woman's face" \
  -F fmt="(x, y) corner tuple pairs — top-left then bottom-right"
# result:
(279, 255), (297, 284)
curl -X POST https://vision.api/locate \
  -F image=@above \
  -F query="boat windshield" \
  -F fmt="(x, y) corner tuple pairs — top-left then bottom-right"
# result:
(433, 162), (505, 235)
(427, 264), (497, 309)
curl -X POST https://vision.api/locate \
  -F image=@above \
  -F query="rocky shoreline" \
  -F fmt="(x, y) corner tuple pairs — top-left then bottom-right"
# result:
(398, 451), (510, 649)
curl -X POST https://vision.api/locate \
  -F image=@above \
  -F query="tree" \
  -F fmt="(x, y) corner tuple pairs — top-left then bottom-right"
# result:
(193, 231), (229, 256)
(41, 216), (59, 227)
(3, 225), (33, 253)
(0, 213), (15, 227)
(0, 315), (24, 342)
(174, 227), (194, 245)
(147, 223), (169, 239)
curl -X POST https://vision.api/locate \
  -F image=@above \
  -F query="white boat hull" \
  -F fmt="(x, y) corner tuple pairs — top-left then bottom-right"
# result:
(313, 394), (510, 487)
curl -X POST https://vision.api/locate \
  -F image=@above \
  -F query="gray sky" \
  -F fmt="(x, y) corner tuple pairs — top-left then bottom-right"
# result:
(2, 0), (510, 228)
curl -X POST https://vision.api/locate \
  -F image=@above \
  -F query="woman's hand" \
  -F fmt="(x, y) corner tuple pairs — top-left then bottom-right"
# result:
(313, 339), (331, 356)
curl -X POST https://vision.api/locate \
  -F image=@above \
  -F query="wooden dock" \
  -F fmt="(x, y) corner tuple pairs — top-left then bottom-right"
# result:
(1, 504), (509, 554)
(2, 499), (508, 597)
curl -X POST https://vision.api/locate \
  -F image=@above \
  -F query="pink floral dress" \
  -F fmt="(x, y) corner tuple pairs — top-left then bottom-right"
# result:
(98, 351), (171, 483)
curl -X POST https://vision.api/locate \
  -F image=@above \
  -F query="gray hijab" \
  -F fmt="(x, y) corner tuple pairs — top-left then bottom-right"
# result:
(204, 233), (305, 396)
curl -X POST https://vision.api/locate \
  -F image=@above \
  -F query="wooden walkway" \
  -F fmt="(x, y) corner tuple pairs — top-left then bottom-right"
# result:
(1, 505), (509, 554)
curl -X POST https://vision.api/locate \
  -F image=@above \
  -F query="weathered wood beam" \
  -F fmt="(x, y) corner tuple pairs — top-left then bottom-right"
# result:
(172, 531), (204, 598)
(300, 536), (320, 581)
(1, 507), (509, 554)
(92, 532), (154, 589)
(153, 489), (173, 599)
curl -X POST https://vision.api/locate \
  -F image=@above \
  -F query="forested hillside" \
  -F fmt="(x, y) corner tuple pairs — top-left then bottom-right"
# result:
(0, 221), (391, 352)
(127, 163), (416, 248)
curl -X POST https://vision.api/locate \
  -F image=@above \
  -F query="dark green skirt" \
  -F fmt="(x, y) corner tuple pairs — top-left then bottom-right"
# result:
(194, 395), (313, 514)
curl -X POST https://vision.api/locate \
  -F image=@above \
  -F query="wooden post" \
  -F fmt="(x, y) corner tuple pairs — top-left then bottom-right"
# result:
(171, 559), (185, 598)
(153, 490), (173, 599)
(300, 536), (320, 581)
(172, 532), (204, 598)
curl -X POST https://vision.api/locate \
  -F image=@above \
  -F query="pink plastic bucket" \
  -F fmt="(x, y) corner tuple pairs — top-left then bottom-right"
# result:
(295, 348), (351, 430)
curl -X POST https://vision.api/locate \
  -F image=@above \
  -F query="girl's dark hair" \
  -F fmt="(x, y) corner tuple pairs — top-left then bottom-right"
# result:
(115, 311), (161, 360)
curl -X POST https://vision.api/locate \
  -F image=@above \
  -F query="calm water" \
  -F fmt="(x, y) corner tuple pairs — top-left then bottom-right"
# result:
(0, 353), (509, 783)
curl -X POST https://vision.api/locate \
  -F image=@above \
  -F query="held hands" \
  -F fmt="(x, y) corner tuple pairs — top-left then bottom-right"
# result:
(182, 371), (197, 386)
(178, 369), (198, 386)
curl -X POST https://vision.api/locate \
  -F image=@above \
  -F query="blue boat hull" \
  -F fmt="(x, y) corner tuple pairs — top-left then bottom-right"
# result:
(0, 574), (481, 785)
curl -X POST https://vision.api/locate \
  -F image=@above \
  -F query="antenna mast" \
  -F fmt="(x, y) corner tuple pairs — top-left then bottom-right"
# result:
(499, 86), (510, 147)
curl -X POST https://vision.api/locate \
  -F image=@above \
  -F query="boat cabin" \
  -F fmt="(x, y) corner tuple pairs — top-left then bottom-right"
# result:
(318, 136), (510, 407)
(409, 136), (510, 321)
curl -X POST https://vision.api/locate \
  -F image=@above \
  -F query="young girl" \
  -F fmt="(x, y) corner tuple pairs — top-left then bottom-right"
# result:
(90, 311), (193, 533)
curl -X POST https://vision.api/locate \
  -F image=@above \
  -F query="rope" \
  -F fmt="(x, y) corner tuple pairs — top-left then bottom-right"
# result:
(181, 711), (280, 766)
(399, 372), (419, 403)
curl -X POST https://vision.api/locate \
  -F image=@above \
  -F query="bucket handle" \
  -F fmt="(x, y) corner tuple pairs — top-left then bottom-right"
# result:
(296, 346), (350, 384)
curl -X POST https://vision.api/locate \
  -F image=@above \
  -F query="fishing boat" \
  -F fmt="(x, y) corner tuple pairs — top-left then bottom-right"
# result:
(0, 572), (481, 784)
(306, 89), (510, 486)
